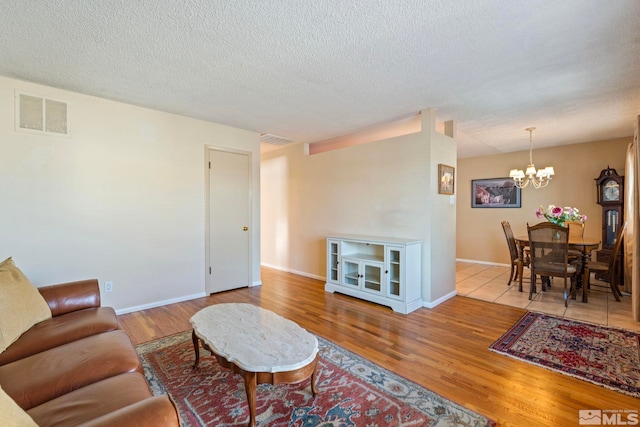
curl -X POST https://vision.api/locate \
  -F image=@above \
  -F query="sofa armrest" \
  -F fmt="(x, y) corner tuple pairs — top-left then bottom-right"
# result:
(77, 396), (181, 427)
(38, 279), (101, 317)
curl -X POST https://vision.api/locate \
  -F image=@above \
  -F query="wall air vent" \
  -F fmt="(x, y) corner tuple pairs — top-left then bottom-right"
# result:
(16, 93), (68, 136)
(260, 133), (296, 146)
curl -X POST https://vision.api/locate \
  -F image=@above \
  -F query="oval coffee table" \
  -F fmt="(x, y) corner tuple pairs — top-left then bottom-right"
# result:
(190, 303), (319, 427)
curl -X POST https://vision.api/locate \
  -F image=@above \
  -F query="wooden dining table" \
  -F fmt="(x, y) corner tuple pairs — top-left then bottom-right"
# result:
(514, 235), (600, 303)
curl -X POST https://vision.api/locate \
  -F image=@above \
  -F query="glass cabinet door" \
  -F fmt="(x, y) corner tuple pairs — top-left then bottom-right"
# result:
(386, 247), (402, 299)
(362, 262), (383, 294)
(328, 240), (340, 283)
(342, 259), (360, 287)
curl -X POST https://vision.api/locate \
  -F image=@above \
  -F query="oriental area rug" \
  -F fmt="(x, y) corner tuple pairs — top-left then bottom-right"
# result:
(136, 331), (495, 427)
(489, 311), (640, 397)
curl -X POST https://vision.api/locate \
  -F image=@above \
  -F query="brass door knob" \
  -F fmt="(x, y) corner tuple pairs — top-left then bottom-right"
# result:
(243, 226), (249, 231)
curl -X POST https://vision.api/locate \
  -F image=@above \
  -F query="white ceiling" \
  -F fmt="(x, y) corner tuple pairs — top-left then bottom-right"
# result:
(1, 0), (639, 158)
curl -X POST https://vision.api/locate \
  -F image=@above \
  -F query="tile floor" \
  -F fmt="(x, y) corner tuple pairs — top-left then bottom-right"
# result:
(456, 261), (640, 332)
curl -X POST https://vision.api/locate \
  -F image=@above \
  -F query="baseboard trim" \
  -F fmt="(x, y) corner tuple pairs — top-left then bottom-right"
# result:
(422, 290), (457, 309)
(115, 292), (207, 315)
(117, 264), (469, 315)
(260, 263), (325, 281)
(457, 258), (510, 268)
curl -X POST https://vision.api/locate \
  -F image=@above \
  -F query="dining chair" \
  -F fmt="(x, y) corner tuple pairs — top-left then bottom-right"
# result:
(501, 221), (529, 291)
(586, 222), (626, 302)
(566, 220), (585, 283)
(527, 222), (578, 307)
(567, 221), (585, 239)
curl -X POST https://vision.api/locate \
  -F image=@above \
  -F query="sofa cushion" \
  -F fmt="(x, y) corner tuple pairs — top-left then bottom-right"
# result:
(0, 330), (142, 410)
(27, 373), (153, 427)
(75, 396), (181, 427)
(0, 307), (120, 366)
(0, 257), (52, 353)
(0, 385), (38, 427)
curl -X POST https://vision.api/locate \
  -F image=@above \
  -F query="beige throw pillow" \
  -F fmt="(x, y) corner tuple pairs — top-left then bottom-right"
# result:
(0, 385), (38, 427)
(0, 257), (52, 353)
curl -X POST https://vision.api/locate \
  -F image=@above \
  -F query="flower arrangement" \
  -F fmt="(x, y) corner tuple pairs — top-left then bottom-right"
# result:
(536, 205), (587, 227)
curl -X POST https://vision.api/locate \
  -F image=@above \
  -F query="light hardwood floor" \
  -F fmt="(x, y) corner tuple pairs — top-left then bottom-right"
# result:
(119, 267), (639, 427)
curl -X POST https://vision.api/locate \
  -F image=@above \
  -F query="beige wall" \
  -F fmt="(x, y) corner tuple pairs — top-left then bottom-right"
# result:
(261, 110), (457, 305)
(457, 137), (630, 264)
(0, 76), (261, 312)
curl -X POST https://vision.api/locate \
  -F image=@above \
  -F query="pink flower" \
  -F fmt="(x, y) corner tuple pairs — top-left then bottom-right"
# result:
(537, 205), (586, 225)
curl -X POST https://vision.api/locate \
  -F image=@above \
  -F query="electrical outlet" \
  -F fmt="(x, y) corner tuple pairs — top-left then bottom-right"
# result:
(105, 281), (113, 293)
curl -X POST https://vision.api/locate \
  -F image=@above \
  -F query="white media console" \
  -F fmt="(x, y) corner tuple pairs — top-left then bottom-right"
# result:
(325, 234), (422, 314)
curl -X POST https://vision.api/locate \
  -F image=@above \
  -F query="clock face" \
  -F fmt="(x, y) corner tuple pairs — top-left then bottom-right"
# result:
(603, 180), (620, 201)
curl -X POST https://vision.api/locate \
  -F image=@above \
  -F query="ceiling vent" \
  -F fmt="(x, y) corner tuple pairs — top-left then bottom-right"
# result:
(16, 93), (68, 136)
(260, 133), (296, 146)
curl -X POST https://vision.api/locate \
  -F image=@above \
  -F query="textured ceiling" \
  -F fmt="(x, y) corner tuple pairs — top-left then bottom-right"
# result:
(1, 0), (639, 158)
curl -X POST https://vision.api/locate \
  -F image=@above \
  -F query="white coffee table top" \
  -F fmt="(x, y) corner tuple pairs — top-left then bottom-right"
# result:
(190, 303), (318, 373)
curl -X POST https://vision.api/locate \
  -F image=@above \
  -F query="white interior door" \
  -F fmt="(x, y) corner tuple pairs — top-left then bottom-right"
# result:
(207, 149), (250, 293)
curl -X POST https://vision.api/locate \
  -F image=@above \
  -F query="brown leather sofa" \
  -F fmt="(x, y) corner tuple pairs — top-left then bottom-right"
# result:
(0, 279), (181, 427)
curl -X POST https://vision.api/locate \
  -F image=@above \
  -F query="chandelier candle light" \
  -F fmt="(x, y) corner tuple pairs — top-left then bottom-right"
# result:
(510, 127), (555, 189)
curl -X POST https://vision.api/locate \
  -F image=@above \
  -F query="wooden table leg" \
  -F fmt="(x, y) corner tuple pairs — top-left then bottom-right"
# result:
(310, 355), (319, 397)
(192, 330), (201, 369)
(243, 371), (257, 427)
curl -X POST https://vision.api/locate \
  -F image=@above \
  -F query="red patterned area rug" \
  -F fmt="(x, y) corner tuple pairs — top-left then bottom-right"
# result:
(489, 312), (640, 397)
(136, 331), (495, 427)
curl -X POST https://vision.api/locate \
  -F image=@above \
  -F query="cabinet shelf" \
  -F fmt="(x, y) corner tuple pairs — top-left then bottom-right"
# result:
(344, 253), (384, 262)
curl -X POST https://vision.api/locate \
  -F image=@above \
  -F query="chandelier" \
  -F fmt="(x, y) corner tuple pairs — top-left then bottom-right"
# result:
(509, 127), (554, 189)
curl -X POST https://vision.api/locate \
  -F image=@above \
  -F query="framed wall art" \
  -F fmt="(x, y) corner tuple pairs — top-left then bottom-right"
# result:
(438, 164), (455, 195)
(471, 177), (521, 208)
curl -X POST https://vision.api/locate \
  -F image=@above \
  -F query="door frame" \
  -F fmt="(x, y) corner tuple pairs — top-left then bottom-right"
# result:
(204, 145), (254, 294)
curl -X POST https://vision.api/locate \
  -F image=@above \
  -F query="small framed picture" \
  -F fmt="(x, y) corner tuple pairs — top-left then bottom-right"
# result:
(438, 164), (455, 195)
(471, 177), (521, 208)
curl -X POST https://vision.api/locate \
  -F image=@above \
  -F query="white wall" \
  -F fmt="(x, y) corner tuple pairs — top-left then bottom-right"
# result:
(0, 76), (261, 312)
(260, 109), (457, 306)
(424, 111), (457, 303)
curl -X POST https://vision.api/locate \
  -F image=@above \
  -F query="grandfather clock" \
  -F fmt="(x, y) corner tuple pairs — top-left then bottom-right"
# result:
(594, 166), (624, 282)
